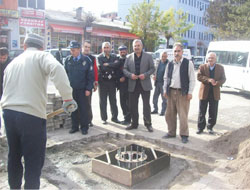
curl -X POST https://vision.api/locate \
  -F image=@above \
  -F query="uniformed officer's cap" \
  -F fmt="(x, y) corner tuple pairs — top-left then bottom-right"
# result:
(118, 45), (127, 51)
(69, 41), (81, 49)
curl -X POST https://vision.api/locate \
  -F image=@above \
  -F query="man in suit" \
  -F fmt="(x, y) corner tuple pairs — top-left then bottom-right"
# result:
(163, 42), (196, 143)
(151, 51), (168, 116)
(123, 39), (155, 132)
(55, 45), (63, 64)
(197, 52), (226, 134)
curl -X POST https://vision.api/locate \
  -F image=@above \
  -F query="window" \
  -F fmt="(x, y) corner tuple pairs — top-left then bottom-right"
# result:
(212, 51), (249, 67)
(37, 0), (45, 9)
(194, 0), (196, 7)
(28, 0), (36, 8)
(188, 30), (190, 38)
(188, 14), (190, 22)
(19, 0), (27, 7)
(0, 0), (2, 5)
(194, 15), (196, 23)
(193, 31), (195, 39)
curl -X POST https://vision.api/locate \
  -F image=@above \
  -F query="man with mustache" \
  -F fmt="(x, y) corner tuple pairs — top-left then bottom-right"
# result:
(163, 42), (196, 143)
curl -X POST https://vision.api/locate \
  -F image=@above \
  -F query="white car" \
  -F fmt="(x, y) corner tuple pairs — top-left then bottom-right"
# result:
(193, 56), (206, 69)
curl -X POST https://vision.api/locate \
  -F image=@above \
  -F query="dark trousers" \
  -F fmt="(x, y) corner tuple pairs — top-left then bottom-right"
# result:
(3, 109), (47, 189)
(129, 81), (151, 127)
(87, 91), (93, 124)
(98, 80), (118, 121)
(152, 81), (167, 114)
(71, 89), (89, 132)
(119, 81), (131, 122)
(197, 95), (219, 131)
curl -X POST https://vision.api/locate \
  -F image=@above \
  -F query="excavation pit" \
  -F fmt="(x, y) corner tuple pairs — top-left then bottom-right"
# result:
(92, 144), (171, 186)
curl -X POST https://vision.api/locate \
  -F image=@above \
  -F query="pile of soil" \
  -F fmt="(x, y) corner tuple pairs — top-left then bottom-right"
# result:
(208, 125), (250, 156)
(227, 138), (250, 189)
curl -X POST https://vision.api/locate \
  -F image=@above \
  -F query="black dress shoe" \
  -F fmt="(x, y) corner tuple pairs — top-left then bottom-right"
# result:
(208, 129), (214, 134)
(102, 120), (107, 125)
(111, 119), (121, 124)
(196, 129), (203, 134)
(146, 126), (153, 132)
(69, 129), (79, 134)
(126, 125), (138, 130)
(151, 110), (158, 114)
(181, 136), (188, 144)
(81, 130), (88, 135)
(121, 120), (131, 125)
(162, 133), (176, 139)
(89, 122), (93, 127)
(159, 113), (164, 116)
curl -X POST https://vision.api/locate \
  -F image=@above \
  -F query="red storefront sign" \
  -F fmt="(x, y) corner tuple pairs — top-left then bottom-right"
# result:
(21, 9), (45, 19)
(19, 18), (45, 28)
(0, 17), (8, 26)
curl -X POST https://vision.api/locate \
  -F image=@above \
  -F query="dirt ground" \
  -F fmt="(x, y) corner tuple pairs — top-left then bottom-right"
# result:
(1, 125), (250, 189)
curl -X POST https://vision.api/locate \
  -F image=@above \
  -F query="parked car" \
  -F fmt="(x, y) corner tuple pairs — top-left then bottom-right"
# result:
(9, 49), (24, 59)
(193, 56), (206, 69)
(45, 48), (71, 65)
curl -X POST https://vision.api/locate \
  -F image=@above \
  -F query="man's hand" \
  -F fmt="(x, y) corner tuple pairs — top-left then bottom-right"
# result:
(153, 76), (156, 81)
(163, 93), (168, 99)
(187, 94), (192, 100)
(62, 99), (78, 113)
(139, 74), (145, 80)
(103, 63), (109, 66)
(85, 90), (91, 96)
(120, 77), (125, 82)
(131, 74), (138, 80)
(208, 78), (216, 85)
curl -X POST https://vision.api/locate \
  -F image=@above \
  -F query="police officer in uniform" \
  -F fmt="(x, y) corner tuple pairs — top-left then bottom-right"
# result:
(117, 45), (131, 125)
(65, 41), (94, 134)
(97, 42), (120, 124)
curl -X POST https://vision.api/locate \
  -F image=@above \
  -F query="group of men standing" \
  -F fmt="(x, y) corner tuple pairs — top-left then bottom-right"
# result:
(0, 32), (226, 188)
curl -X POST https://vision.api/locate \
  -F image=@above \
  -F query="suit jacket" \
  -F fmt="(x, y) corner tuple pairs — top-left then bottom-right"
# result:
(197, 63), (226, 100)
(123, 52), (155, 92)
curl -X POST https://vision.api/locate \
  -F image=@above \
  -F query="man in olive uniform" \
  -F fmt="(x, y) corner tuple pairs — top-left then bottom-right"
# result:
(117, 45), (131, 125)
(65, 41), (94, 135)
(97, 42), (120, 124)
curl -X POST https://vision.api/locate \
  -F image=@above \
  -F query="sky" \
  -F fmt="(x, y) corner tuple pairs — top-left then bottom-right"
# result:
(45, 0), (118, 16)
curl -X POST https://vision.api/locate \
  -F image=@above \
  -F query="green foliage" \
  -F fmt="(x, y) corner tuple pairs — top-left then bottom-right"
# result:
(160, 8), (194, 48)
(206, 0), (250, 40)
(126, 0), (162, 51)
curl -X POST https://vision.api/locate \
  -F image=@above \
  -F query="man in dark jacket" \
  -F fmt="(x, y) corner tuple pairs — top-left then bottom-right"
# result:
(65, 41), (94, 135)
(97, 42), (120, 124)
(0, 47), (11, 98)
(117, 45), (131, 125)
(55, 45), (63, 64)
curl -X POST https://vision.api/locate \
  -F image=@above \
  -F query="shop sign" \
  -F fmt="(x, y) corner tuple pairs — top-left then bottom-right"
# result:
(0, 9), (19, 18)
(19, 18), (45, 28)
(21, 9), (45, 19)
(0, 17), (8, 26)
(86, 27), (92, 32)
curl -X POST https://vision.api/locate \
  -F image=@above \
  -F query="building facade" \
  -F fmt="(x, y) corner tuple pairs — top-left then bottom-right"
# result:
(118, 0), (212, 56)
(0, 0), (19, 49)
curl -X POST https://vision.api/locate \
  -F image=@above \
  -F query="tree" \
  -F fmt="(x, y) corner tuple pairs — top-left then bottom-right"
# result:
(126, 0), (162, 51)
(83, 12), (96, 40)
(206, 0), (250, 40)
(160, 8), (194, 48)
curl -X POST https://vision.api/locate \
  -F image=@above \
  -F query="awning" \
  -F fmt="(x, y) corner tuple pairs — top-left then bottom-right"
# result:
(50, 24), (83, 35)
(91, 28), (138, 39)
(117, 31), (139, 39)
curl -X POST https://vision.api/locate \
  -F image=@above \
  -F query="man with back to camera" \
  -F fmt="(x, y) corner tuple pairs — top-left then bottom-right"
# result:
(117, 45), (131, 125)
(123, 39), (155, 132)
(64, 40), (94, 135)
(82, 40), (98, 127)
(196, 52), (226, 135)
(0, 33), (77, 189)
(151, 51), (168, 116)
(97, 42), (120, 125)
(163, 42), (196, 143)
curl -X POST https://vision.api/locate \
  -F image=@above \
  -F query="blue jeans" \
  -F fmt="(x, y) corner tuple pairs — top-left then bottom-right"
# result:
(3, 109), (47, 189)
(152, 81), (167, 114)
